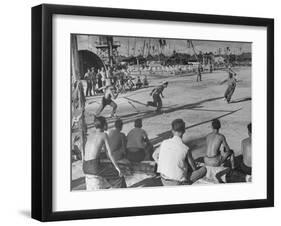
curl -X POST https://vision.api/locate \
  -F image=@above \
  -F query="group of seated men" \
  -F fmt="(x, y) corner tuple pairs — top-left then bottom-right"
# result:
(82, 117), (153, 190)
(107, 118), (153, 162)
(156, 119), (251, 185)
(82, 115), (252, 190)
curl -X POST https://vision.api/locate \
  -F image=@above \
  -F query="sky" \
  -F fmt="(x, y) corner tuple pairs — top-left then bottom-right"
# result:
(76, 34), (251, 57)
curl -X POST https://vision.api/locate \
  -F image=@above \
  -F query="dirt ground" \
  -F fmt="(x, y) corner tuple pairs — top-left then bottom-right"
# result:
(83, 67), (251, 158)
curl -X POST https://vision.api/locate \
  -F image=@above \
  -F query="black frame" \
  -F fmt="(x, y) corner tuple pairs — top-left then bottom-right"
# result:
(32, 4), (274, 222)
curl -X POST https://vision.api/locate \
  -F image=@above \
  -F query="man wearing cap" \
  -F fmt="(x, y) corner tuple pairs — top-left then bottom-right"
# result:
(146, 81), (168, 112)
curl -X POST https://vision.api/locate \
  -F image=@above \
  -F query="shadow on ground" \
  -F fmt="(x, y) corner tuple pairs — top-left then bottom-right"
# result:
(231, 97), (251, 103)
(129, 175), (162, 188)
(73, 96), (226, 133)
(18, 210), (30, 218)
(150, 107), (241, 146)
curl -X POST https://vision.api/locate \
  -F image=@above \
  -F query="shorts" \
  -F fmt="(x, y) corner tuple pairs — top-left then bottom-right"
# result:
(126, 148), (145, 162)
(83, 159), (127, 190)
(240, 161), (252, 175)
(102, 97), (113, 107)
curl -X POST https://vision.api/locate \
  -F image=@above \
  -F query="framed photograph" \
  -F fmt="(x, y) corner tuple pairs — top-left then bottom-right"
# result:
(32, 4), (274, 221)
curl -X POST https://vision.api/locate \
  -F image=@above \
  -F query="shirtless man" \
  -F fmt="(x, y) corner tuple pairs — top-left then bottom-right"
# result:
(95, 85), (119, 118)
(240, 123), (252, 175)
(107, 119), (127, 161)
(143, 75), (149, 87)
(204, 119), (235, 169)
(83, 116), (124, 190)
(126, 119), (153, 162)
(84, 68), (92, 97)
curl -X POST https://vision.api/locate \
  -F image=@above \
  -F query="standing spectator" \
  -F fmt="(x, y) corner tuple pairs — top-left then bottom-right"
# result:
(196, 63), (202, 82)
(84, 68), (92, 96)
(90, 67), (97, 95)
(210, 63), (213, 73)
(96, 69), (103, 91)
(101, 67), (106, 87)
(119, 70), (125, 93)
(239, 123), (252, 175)
(143, 75), (149, 87)
(135, 76), (143, 89)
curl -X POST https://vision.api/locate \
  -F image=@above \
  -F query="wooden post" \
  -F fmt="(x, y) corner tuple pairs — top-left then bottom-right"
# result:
(190, 40), (199, 62)
(71, 35), (86, 157)
(71, 35), (81, 81)
(107, 36), (114, 67)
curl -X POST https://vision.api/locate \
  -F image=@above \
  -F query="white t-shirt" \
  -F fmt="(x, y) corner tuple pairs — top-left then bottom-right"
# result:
(157, 136), (189, 181)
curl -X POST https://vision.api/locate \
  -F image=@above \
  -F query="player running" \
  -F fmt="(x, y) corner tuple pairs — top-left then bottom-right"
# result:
(146, 81), (168, 112)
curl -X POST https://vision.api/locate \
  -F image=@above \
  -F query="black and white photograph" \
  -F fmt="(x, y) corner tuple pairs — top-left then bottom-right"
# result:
(0, 0), (277, 224)
(71, 34), (252, 191)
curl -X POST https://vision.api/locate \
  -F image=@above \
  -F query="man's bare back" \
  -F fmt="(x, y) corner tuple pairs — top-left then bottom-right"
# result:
(84, 128), (122, 178)
(84, 131), (107, 161)
(204, 119), (234, 168)
(205, 131), (232, 167)
(206, 132), (225, 157)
